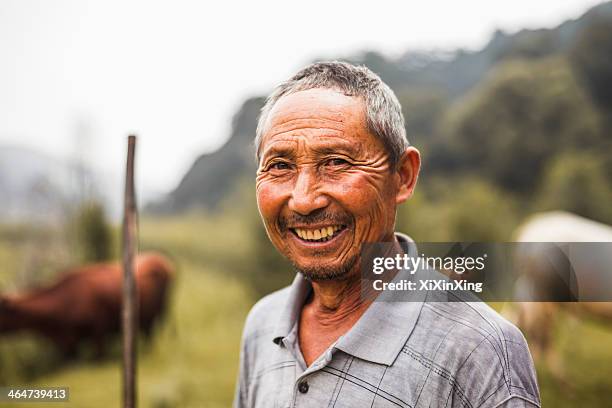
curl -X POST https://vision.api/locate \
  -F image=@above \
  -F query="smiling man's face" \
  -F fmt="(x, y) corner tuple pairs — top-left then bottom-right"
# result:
(256, 88), (411, 281)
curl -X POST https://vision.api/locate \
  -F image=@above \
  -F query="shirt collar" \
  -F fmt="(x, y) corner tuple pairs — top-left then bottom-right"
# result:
(272, 272), (311, 345)
(271, 232), (425, 366)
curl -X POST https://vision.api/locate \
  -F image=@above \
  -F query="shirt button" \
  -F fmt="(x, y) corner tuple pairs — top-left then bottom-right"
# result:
(298, 381), (309, 394)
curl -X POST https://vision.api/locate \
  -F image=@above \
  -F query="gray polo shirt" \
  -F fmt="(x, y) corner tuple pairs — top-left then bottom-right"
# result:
(234, 233), (540, 408)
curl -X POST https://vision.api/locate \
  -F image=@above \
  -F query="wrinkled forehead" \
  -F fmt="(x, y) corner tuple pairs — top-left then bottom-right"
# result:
(267, 88), (364, 127)
(259, 89), (378, 156)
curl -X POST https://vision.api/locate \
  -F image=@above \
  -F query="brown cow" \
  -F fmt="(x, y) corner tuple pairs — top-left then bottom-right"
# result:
(0, 252), (174, 358)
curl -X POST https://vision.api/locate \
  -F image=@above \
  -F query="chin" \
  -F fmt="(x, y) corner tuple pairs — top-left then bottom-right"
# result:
(292, 254), (359, 282)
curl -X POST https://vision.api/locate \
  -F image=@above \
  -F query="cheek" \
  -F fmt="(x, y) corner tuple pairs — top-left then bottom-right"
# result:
(330, 171), (394, 216)
(256, 179), (289, 223)
(330, 172), (397, 242)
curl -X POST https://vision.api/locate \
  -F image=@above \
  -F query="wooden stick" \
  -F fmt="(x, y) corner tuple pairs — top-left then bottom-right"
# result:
(122, 135), (138, 408)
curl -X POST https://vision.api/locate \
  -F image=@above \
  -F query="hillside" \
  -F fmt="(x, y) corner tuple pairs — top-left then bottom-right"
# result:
(147, 1), (612, 213)
(146, 97), (263, 213)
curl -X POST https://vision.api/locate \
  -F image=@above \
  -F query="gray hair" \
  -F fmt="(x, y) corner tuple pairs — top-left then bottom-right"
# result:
(255, 61), (409, 167)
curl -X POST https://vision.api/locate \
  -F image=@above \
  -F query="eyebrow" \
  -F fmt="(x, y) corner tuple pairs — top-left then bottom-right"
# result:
(311, 143), (360, 157)
(260, 140), (362, 162)
(260, 144), (297, 161)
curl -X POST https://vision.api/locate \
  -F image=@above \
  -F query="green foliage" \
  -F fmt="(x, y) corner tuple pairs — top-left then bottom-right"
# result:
(73, 201), (112, 263)
(441, 57), (602, 194)
(535, 151), (612, 224)
(397, 87), (449, 158)
(0, 226), (74, 384)
(0, 335), (62, 384)
(397, 178), (520, 242)
(139, 213), (251, 278)
(0, 224), (74, 290)
(535, 314), (612, 408)
(570, 14), (612, 113)
(247, 212), (294, 296)
(492, 30), (557, 61)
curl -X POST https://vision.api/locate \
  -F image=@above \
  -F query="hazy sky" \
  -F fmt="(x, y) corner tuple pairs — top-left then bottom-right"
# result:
(0, 0), (605, 195)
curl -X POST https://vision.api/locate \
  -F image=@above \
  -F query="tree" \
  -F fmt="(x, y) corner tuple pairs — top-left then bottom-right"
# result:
(74, 201), (112, 263)
(397, 178), (520, 242)
(440, 57), (602, 194)
(570, 15), (612, 114)
(535, 151), (612, 224)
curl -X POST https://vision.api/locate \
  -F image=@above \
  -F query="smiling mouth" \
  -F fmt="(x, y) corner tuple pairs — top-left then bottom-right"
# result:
(291, 225), (347, 242)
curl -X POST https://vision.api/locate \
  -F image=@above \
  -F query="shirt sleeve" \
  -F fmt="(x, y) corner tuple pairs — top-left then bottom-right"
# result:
(464, 328), (541, 408)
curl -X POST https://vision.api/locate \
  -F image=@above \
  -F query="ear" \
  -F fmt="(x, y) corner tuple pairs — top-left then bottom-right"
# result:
(395, 147), (421, 204)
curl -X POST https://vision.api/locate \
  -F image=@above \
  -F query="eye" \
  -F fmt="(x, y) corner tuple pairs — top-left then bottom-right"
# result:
(326, 158), (350, 167)
(269, 161), (291, 171)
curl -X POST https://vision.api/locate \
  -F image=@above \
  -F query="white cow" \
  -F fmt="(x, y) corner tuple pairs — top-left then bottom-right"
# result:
(508, 211), (612, 380)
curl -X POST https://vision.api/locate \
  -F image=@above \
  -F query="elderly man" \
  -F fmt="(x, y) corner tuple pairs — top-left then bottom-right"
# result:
(235, 62), (540, 408)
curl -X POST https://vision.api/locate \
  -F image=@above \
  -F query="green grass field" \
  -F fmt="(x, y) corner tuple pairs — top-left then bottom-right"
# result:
(0, 255), (252, 407)
(1, 216), (612, 407)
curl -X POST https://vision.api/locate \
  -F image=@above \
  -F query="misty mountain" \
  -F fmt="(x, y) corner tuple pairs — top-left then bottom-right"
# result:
(146, 97), (263, 214)
(148, 1), (612, 214)
(355, 1), (612, 98)
(0, 145), (123, 223)
(0, 146), (83, 223)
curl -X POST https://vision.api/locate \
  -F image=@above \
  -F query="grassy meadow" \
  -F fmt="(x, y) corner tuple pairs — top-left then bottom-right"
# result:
(0, 215), (611, 407)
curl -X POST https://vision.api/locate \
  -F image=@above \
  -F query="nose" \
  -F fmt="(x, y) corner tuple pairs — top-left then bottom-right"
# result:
(288, 167), (329, 215)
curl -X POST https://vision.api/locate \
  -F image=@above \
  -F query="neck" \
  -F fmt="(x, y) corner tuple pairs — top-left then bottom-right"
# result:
(306, 233), (403, 325)
(309, 272), (366, 323)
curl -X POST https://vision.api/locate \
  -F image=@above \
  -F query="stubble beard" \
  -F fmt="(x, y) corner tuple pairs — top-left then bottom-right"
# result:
(273, 209), (358, 281)
(291, 251), (360, 282)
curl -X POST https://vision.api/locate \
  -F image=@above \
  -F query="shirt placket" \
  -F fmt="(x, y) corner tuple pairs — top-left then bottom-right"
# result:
(281, 322), (338, 407)
(291, 345), (335, 407)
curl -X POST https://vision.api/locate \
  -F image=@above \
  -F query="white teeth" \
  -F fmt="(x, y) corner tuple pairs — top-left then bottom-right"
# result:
(294, 225), (343, 241)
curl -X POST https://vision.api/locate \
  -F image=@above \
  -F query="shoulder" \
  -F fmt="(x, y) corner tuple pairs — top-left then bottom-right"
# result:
(411, 301), (540, 407)
(241, 285), (291, 342)
(236, 285), (293, 387)
(420, 300), (525, 346)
